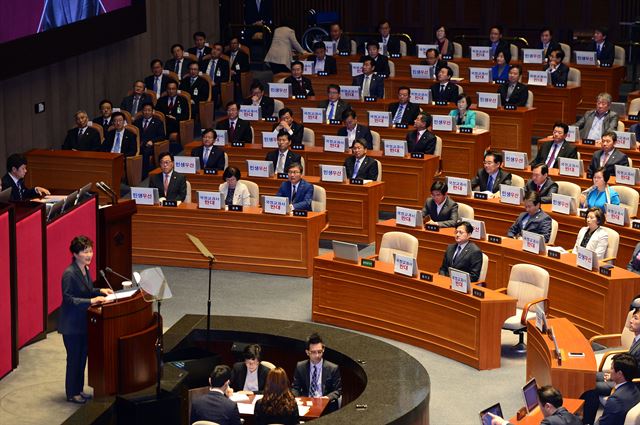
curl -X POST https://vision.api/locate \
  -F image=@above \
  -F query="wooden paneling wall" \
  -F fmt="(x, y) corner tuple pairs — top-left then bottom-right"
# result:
(0, 0), (218, 171)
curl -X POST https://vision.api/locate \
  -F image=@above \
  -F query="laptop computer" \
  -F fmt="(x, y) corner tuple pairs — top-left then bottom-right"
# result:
(61, 191), (78, 213)
(77, 183), (92, 203)
(479, 402), (503, 425)
(46, 199), (64, 221)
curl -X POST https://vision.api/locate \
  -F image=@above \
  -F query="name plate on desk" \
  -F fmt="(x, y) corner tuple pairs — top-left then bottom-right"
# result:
(488, 235), (502, 244)
(383, 139), (407, 157)
(214, 130), (227, 145)
(420, 272), (433, 281)
(606, 203), (629, 226)
(368, 111), (391, 127)
(633, 220), (640, 230)
(231, 141), (245, 147)
(291, 144), (304, 151)
(470, 46), (491, 61)
(447, 177), (471, 196)
(503, 151), (528, 169)
(629, 115), (640, 121)
(301, 61), (314, 75)
(450, 268), (471, 293)
(466, 218), (486, 240)
(548, 249), (561, 259)
(417, 44), (438, 58)
(425, 224), (439, 232)
(339, 85), (361, 100)
(615, 165), (640, 186)
(566, 126), (578, 142)
(528, 70), (548, 86)
(292, 209), (307, 216)
(499, 185), (524, 205)
(575, 51), (597, 65)
(361, 258), (375, 267)
(301, 107), (324, 124)
(522, 48), (544, 63)
(410, 65), (432, 79)
(197, 191), (222, 209)
(229, 205), (243, 211)
(551, 193), (576, 215)
(469, 67), (491, 83)
(239, 105), (261, 121)
(558, 157), (583, 176)
(432, 115), (455, 131)
(174, 156), (200, 174)
(204, 168), (217, 175)
(396, 206), (423, 228)
(262, 131), (278, 148)
(477, 92), (501, 109)
(473, 192), (488, 200)
(576, 246), (598, 271)
(350, 178), (363, 185)
(614, 131), (636, 150)
(460, 127), (473, 134)
(582, 138), (596, 145)
(263, 196), (289, 215)
(162, 200), (177, 207)
(522, 230), (545, 254)
(324, 135), (348, 152)
(411, 152), (424, 159)
(320, 164), (347, 182)
(599, 266), (613, 276)
(504, 105), (517, 110)
(410, 88), (432, 104)
(247, 160), (274, 177)
(394, 253), (418, 277)
(131, 187), (158, 205)
(268, 83), (292, 98)
(350, 62), (363, 77)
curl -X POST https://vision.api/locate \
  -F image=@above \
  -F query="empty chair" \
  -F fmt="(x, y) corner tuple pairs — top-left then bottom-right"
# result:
(614, 45), (625, 66)
(302, 127), (315, 147)
(510, 174), (525, 188)
(559, 43), (571, 64)
(590, 308), (636, 374)
(601, 227), (620, 264)
(549, 218), (558, 245)
(556, 181), (581, 209)
(629, 98), (640, 116)
(526, 90), (533, 108)
(273, 99), (284, 117)
(474, 111), (490, 130)
(568, 67), (581, 86)
(388, 60), (396, 77)
(371, 130), (381, 150)
(457, 202), (474, 220)
(612, 185), (639, 218)
(378, 232), (419, 263)
(312, 184), (326, 212)
(479, 253), (489, 282)
(242, 180), (260, 206)
(453, 42), (463, 58)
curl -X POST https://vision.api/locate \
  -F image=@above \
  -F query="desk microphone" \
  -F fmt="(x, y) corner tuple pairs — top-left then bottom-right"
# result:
(99, 270), (118, 302)
(105, 267), (139, 288)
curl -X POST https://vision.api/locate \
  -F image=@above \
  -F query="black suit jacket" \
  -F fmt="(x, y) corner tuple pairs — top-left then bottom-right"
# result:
(291, 359), (342, 402)
(323, 35), (351, 53)
(58, 262), (102, 335)
(422, 196), (459, 227)
(92, 116), (112, 134)
(544, 62), (569, 86)
(120, 93), (150, 115)
(200, 58), (230, 85)
(388, 102), (420, 125)
(164, 57), (193, 78)
(589, 148), (629, 178)
(102, 129), (137, 157)
(406, 129), (436, 154)
(344, 155), (378, 180)
(1, 173), (38, 201)
(190, 391), (241, 425)
(155, 95), (190, 134)
(144, 74), (170, 95)
(191, 145), (225, 170)
(627, 242), (640, 273)
(149, 171), (187, 201)
(187, 45), (212, 62)
(418, 59), (448, 77)
(313, 55), (337, 74)
(498, 82), (529, 106)
(243, 0), (273, 25)
(337, 124), (373, 149)
(360, 54), (390, 77)
(538, 40), (562, 59)
(228, 50), (250, 74)
(243, 95), (275, 118)
(591, 40), (615, 66)
(531, 140), (578, 168)
(179, 76), (210, 116)
(266, 149), (301, 171)
(470, 168), (512, 193)
(271, 121), (304, 145)
(62, 126), (102, 151)
(598, 381), (640, 425)
(508, 209), (553, 242)
(352, 74), (384, 99)
(133, 117), (166, 143)
(439, 241), (483, 282)
(487, 39), (510, 58)
(216, 118), (253, 143)
(317, 99), (351, 121)
(378, 35), (401, 55)
(525, 177), (558, 204)
(430, 82), (458, 103)
(539, 407), (582, 425)
(229, 362), (270, 393)
(284, 76), (315, 97)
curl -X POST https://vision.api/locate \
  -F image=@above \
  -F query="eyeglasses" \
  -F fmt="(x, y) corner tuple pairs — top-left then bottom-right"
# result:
(160, 160), (173, 165)
(288, 170), (301, 175)
(483, 161), (496, 165)
(308, 349), (324, 355)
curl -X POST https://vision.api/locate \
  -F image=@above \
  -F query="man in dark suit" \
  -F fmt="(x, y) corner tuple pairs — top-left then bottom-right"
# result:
(62, 110), (102, 151)
(243, 0), (272, 26)
(627, 243), (640, 274)
(377, 19), (401, 55)
(187, 31), (212, 63)
(487, 25), (510, 59)
(216, 101), (253, 143)
(338, 109), (373, 149)
(201, 42), (229, 109)
(497, 65), (529, 107)
(190, 365), (241, 425)
(439, 221), (483, 282)
(266, 131), (301, 173)
(531, 122), (578, 169)
(352, 57), (384, 99)
(588, 131), (629, 178)
(311, 42), (337, 75)
(430, 66), (458, 103)
(272, 108), (304, 145)
(191, 128), (225, 171)
(227, 37), (250, 102)
(507, 192), (552, 242)
(539, 27), (562, 60)
(526, 164), (558, 204)
(2, 154), (49, 201)
(406, 112), (436, 154)
(149, 152), (187, 202)
(164, 43), (193, 78)
(389, 86), (420, 125)
(284, 61), (315, 97)
(574, 93), (619, 140)
(120, 80), (150, 116)
(324, 22), (351, 54)
(543, 49), (569, 86)
(292, 333), (342, 413)
(490, 386), (582, 425)
(317, 84), (351, 121)
(179, 61), (210, 120)
(229, 344), (270, 394)
(144, 59), (170, 99)
(581, 352), (640, 425)
(360, 41), (390, 77)
(420, 48), (448, 79)
(243, 80), (275, 118)
(93, 99), (113, 134)
(155, 81), (190, 152)
(471, 151), (513, 193)
(344, 139), (378, 180)
(422, 181), (459, 228)
(276, 162), (313, 211)
(101, 112), (137, 157)
(592, 27), (615, 66)
(134, 102), (166, 178)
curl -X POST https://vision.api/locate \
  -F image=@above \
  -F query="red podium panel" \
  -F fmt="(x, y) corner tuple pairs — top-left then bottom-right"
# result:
(0, 204), (16, 378)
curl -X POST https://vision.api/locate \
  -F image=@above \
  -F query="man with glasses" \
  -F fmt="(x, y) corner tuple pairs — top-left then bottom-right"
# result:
(292, 333), (342, 413)
(470, 151), (512, 193)
(317, 84), (351, 122)
(275, 162), (313, 211)
(149, 152), (187, 202)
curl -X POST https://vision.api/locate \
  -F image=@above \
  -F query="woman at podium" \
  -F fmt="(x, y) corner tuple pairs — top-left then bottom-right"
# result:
(58, 236), (113, 404)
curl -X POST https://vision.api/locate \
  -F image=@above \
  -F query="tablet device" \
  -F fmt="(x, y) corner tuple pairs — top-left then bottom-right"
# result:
(522, 377), (539, 414)
(479, 402), (503, 425)
(47, 199), (64, 221)
(77, 182), (92, 203)
(62, 190), (78, 213)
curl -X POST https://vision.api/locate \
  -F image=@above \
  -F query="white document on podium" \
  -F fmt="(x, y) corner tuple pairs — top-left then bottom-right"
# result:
(104, 288), (138, 302)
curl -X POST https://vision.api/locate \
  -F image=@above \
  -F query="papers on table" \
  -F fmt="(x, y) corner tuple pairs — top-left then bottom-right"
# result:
(235, 394), (311, 417)
(237, 402), (255, 415)
(298, 405), (311, 416)
(104, 288), (138, 302)
(229, 393), (250, 402)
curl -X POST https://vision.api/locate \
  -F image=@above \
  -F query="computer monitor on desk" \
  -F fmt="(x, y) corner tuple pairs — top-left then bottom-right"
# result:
(522, 378), (540, 414)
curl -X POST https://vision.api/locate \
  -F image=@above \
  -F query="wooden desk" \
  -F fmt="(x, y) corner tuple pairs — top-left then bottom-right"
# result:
(132, 204), (326, 277)
(24, 149), (124, 204)
(504, 165), (640, 192)
(375, 219), (640, 338)
(508, 398), (584, 424)
(526, 318), (596, 399)
(312, 252), (516, 370)
(163, 170), (384, 244)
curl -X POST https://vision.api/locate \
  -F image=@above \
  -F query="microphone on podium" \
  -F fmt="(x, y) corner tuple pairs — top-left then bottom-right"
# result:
(99, 270), (118, 302)
(105, 267), (140, 288)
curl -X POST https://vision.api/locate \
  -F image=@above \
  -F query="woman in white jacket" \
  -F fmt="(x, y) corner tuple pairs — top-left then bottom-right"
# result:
(572, 207), (609, 260)
(264, 19), (310, 74)
(219, 166), (251, 207)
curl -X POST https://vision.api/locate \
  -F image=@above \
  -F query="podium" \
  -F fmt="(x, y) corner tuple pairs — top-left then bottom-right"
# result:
(88, 291), (157, 397)
(98, 200), (137, 290)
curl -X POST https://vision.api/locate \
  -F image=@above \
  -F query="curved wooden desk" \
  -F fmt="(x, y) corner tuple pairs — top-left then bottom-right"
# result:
(312, 252), (516, 370)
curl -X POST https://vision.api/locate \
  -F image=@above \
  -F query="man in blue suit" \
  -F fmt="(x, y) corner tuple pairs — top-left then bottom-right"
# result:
(276, 162), (314, 211)
(352, 57), (384, 99)
(190, 365), (241, 425)
(507, 191), (552, 243)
